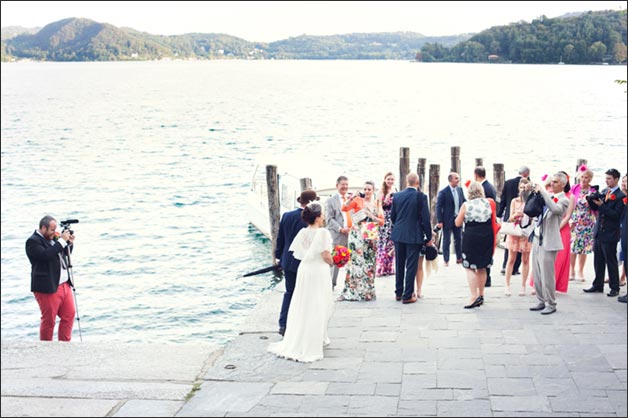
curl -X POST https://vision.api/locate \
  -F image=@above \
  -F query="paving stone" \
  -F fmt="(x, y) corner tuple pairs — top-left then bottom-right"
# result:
(397, 400), (437, 416)
(0, 396), (119, 417)
(487, 378), (537, 396)
(177, 382), (272, 416)
(548, 396), (618, 414)
(271, 382), (328, 395)
(114, 400), (184, 417)
(490, 395), (551, 412)
(437, 399), (492, 416)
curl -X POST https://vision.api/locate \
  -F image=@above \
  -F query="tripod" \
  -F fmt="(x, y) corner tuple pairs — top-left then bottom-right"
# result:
(63, 245), (83, 342)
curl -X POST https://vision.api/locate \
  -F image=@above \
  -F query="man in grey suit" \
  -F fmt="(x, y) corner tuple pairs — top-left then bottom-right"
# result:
(326, 175), (351, 288)
(529, 172), (570, 315)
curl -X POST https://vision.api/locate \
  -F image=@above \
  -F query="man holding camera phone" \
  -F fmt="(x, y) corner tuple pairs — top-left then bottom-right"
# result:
(25, 215), (76, 341)
(583, 168), (626, 297)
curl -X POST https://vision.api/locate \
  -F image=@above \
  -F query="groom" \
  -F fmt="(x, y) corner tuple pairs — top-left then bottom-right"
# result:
(391, 173), (433, 304)
(275, 189), (319, 336)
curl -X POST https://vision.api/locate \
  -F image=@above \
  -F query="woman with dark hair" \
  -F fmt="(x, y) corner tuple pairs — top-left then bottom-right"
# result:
(376, 172), (397, 276)
(554, 170), (576, 292)
(338, 181), (384, 301)
(268, 202), (334, 362)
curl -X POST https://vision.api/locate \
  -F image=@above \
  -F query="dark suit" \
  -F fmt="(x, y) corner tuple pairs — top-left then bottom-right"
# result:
(436, 186), (465, 263)
(391, 188), (432, 300)
(589, 187), (626, 292)
(26, 231), (73, 293)
(498, 176), (523, 272)
(275, 208), (307, 329)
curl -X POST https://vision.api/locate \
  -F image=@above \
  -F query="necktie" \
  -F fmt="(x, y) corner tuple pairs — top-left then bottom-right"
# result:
(452, 188), (460, 214)
(605, 189), (611, 201)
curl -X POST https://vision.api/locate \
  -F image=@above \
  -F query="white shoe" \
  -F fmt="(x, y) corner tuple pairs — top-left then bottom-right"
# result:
(518, 287), (526, 296)
(505, 286), (512, 297)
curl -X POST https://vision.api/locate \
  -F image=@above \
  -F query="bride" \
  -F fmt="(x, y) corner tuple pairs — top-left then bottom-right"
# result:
(268, 202), (334, 362)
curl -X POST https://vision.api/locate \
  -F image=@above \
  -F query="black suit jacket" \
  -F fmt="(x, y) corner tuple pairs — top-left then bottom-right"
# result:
(498, 176), (522, 219)
(391, 188), (432, 244)
(482, 180), (497, 200)
(275, 208), (307, 273)
(436, 186), (466, 229)
(25, 231), (73, 293)
(590, 188), (626, 243)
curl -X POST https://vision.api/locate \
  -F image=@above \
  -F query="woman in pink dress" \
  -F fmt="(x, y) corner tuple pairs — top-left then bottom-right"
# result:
(554, 171), (576, 293)
(505, 178), (533, 296)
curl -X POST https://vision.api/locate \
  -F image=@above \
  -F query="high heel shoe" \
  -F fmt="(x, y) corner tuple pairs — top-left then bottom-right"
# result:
(505, 285), (512, 297)
(464, 296), (483, 309)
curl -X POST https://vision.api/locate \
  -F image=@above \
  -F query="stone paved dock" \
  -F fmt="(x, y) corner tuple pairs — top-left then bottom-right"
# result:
(2, 254), (626, 417)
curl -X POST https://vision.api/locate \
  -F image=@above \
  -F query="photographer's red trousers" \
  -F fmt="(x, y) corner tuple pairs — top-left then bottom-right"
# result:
(33, 281), (75, 341)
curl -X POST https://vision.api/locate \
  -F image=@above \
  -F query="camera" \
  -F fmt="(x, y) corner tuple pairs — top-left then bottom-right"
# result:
(60, 219), (79, 235)
(433, 225), (442, 233)
(585, 188), (603, 206)
(358, 192), (366, 198)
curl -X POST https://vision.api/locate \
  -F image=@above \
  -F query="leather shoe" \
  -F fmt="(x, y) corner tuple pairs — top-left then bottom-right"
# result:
(618, 294), (627, 303)
(529, 303), (545, 311)
(464, 296), (483, 309)
(512, 271), (521, 276)
(402, 296), (418, 304)
(278, 327), (286, 336)
(607, 289), (619, 297)
(540, 306), (556, 315)
(583, 286), (603, 293)
(395, 296), (402, 301)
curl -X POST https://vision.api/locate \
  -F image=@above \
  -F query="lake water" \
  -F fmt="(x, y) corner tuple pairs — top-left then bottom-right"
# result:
(1, 60), (626, 344)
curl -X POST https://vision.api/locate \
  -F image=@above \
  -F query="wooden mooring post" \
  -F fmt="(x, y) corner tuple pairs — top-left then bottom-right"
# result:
(399, 147), (410, 190)
(450, 146), (461, 175)
(493, 163), (505, 204)
(300, 177), (312, 191)
(266, 165), (281, 261)
(429, 164), (440, 227)
(417, 158), (426, 192)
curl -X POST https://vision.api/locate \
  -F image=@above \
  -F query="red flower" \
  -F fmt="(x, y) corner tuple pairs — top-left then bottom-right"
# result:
(541, 174), (548, 181)
(623, 197), (627, 205)
(553, 197), (558, 203)
(609, 194), (616, 201)
(332, 245), (351, 268)
(464, 180), (471, 188)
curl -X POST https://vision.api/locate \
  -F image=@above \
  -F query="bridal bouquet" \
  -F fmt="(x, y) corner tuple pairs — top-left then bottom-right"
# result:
(332, 245), (351, 268)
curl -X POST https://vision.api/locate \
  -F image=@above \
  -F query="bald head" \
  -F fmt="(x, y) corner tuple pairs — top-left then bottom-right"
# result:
(407, 172), (419, 187)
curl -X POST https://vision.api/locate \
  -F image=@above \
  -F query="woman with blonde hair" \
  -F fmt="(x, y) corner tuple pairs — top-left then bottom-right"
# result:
(455, 182), (494, 308)
(505, 178), (533, 296)
(569, 167), (597, 282)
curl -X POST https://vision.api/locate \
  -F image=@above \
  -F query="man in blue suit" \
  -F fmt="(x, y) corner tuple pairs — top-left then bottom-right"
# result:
(391, 173), (433, 304)
(436, 172), (466, 266)
(275, 189), (318, 336)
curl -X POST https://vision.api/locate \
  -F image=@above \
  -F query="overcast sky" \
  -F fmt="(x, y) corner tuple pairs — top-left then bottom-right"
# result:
(1, 1), (625, 41)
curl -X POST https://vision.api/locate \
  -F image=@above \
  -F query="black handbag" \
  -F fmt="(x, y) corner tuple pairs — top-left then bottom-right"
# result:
(523, 191), (544, 223)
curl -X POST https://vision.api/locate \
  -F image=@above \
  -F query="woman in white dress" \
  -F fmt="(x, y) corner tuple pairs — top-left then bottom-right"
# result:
(268, 202), (335, 362)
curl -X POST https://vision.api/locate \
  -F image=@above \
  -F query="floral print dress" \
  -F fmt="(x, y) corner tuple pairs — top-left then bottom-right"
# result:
(570, 187), (596, 254)
(338, 220), (377, 301)
(376, 193), (395, 276)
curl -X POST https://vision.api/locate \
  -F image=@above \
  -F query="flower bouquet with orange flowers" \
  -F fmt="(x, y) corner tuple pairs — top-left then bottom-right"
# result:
(332, 245), (352, 268)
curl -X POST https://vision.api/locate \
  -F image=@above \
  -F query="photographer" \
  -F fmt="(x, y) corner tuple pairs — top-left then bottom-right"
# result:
(25, 215), (76, 341)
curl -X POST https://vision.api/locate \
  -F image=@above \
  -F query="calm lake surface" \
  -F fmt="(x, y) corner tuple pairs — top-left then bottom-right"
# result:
(1, 60), (626, 344)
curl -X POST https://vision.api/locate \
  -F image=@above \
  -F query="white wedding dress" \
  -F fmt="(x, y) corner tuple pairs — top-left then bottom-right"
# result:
(268, 227), (334, 362)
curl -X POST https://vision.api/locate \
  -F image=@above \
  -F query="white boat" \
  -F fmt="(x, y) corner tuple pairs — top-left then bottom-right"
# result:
(248, 159), (362, 239)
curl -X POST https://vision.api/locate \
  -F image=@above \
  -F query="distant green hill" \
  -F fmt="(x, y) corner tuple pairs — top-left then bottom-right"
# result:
(419, 10), (627, 64)
(0, 17), (468, 61)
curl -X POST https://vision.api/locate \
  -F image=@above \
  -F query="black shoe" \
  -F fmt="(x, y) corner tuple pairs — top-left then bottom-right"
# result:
(607, 289), (620, 297)
(478, 295), (484, 305)
(464, 296), (482, 309)
(512, 271), (521, 276)
(583, 286), (603, 293)
(529, 303), (546, 311)
(278, 327), (286, 336)
(618, 294), (627, 303)
(500, 269), (506, 275)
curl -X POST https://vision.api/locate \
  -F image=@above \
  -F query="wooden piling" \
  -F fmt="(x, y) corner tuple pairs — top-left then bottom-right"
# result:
(300, 177), (312, 191)
(399, 147), (410, 190)
(429, 164), (440, 226)
(450, 146), (461, 175)
(417, 158), (426, 192)
(575, 159), (587, 176)
(475, 158), (483, 167)
(266, 165), (281, 261)
(493, 163), (505, 203)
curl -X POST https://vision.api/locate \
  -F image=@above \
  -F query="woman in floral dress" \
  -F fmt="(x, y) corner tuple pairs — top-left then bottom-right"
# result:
(376, 172), (396, 276)
(569, 168), (597, 282)
(338, 181), (384, 301)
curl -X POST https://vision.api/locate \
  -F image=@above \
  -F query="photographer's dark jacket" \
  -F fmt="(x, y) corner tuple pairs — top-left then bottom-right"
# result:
(25, 231), (73, 293)
(590, 187), (626, 243)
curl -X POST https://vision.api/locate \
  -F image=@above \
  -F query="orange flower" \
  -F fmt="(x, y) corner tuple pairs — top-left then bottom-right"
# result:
(53, 231), (61, 241)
